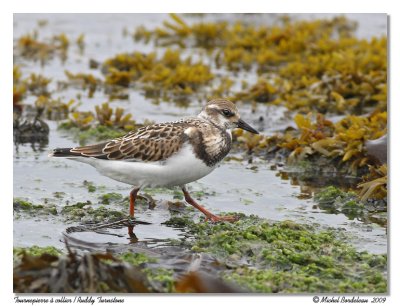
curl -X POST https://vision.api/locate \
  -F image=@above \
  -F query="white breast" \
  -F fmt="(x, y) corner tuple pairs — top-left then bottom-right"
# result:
(69, 144), (216, 188)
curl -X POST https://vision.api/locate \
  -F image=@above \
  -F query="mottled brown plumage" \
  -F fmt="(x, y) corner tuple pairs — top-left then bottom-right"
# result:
(68, 118), (231, 166)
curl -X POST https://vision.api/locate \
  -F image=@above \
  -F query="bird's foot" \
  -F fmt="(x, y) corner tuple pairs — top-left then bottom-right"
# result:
(204, 213), (238, 223)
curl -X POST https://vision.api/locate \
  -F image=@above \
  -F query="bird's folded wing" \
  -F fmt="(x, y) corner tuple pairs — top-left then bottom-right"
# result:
(70, 123), (187, 162)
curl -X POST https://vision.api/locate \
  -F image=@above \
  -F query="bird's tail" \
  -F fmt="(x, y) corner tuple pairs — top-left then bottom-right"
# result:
(48, 148), (81, 158)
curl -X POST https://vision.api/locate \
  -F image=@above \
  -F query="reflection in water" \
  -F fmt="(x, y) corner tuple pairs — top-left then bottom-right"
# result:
(65, 218), (152, 245)
(61, 217), (235, 289)
(13, 108), (50, 153)
(277, 169), (361, 191)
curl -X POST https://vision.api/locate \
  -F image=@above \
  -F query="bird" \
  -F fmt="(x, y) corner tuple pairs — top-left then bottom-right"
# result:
(49, 98), (259, 224)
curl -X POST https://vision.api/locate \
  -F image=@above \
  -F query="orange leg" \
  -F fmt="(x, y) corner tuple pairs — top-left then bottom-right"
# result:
(181, 186), (237, 223)
(128, 187), (140, 237)
(129, 187), (140, 218)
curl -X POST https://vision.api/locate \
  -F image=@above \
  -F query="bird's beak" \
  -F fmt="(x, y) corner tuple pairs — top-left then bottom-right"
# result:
(237, 119), (259, 134)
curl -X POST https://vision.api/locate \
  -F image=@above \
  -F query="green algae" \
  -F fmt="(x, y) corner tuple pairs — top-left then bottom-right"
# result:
(13, 198), (41, 211)
(314, 186), (386, 224)
(99, 192), (124, 205)
(83, 180), (97, 193)
(165, 215), (387, 293)
(144, 267), (175, 293)
(53, 191), (66, 199)
(13, 245), (62, 260)
(109, 252), (173, 292)
(13, 198), (57, 216)
(118, 252), (158, 266)
(58, 125), (126, 146)
(61, 201), (125, 222)
(77, 126), (126, 145)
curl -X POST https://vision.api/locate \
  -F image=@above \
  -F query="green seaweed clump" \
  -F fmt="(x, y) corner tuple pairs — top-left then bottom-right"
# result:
(167, 215), (387, 293)
(118, 252), (158, 266)
(99, 192), (124, 205)
(13, 198), (43, 211)
(13, 198), (57, 216)
(76, 125), (127, 145)
(61, 201), (124, 222)
(13, 246), (62, 265)
(83, 180), (97, 192)
(314, 186), (365, 219)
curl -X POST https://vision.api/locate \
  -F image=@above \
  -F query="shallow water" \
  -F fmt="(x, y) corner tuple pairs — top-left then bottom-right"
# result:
(13, 13), (387, 254)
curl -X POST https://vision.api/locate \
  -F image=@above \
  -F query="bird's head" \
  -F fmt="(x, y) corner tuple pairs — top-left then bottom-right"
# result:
(198, 99), (259, 134)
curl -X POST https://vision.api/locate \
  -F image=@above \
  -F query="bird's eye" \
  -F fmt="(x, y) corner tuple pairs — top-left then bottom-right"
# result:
(222, 109), (233, 117)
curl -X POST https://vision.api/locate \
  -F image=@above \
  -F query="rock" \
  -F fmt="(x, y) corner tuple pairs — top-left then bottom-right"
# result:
(365, 134), (387, 164)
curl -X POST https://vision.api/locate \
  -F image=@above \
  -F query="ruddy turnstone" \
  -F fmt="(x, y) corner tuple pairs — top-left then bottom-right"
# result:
(50, 99), (259, 223)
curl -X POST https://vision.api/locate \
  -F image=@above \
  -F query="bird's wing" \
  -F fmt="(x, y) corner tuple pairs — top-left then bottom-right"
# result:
(69, 122), (189, 162)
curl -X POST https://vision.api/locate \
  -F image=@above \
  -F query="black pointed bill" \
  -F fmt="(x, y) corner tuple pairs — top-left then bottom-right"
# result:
(237, 119), (259, 134)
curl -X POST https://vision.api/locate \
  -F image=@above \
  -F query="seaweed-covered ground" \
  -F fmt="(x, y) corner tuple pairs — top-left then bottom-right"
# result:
(13, 13), (387, 293)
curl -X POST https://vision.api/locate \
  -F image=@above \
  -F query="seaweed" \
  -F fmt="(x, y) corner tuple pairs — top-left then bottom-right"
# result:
(357, 164), (387, 201)
(13, 198), (57, 216)
(57, 102), (137, 144)
(136, 14), (386, 114)
(76, 34), (85, 54)
(102, 49), (214, 102)
(14, 250), (151, 293)
(16, 32), (72, 64)
(314, 186), (365, 219)
(95, 102), (135, 130)
(24, 73), (52, 97)
(35, 96), (77, 120)
(13, 107), (50, 145)
(61, 201), (125, 222)
(166, 215), (386, 293)
(64, 70), (101, 98)
(13, 246), (240, 293)
(249, 112), (387, 177)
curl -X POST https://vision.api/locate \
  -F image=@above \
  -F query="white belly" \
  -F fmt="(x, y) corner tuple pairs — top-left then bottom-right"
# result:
(69, 144), (216, 187)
